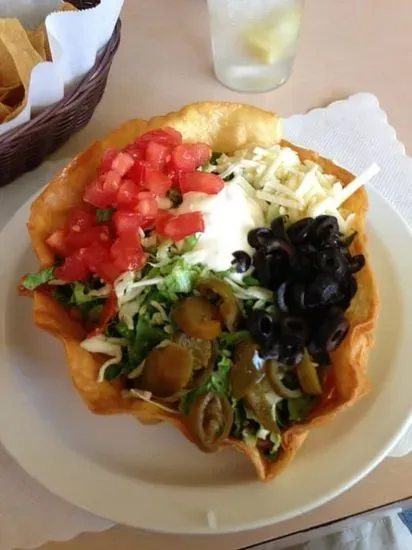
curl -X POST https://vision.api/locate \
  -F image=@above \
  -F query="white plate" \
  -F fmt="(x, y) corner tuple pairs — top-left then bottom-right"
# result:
(0, 187), (411, 535)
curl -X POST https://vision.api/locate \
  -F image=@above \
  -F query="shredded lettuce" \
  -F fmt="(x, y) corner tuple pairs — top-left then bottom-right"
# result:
(242, 275), (260, 287)
(265, 432), (282, 459)
(129, 315), (165, 367)
(22, 267), (55, 290)
(287, 396), (315, 423)
(232, 399), (282, 458)
(180, 235), (200, 254)
(232, 399), (246, 438)
(103, 363), (124, 381)
(219, 330), (251, 347)
(210, 355), (232, 395)
(180, 354), (233, 415)
(72, 282), (111, 304)
(158, 259), (202, 301)
(108, 319), (132, 339)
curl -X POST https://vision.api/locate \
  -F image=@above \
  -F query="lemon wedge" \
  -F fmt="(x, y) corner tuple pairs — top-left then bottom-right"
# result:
(242, 7), (302, 65)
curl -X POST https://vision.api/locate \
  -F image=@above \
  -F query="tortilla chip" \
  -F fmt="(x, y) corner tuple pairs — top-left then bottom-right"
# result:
(0, 19), (43, 122)
(60, 2), (78, 11)
(0, 38), (20, 88)
(23, 103), (378, 481)
(0, 102), (12, 122)
(27, 27), (47, 60)
(0, 84), (24, 108)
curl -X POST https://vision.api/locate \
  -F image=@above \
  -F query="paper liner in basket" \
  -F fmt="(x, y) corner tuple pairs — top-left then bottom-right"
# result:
(23, 102), (379, 481)
(0, 0), (123, 136)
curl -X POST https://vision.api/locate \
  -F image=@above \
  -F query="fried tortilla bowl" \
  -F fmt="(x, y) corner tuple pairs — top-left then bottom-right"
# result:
(24, 102), (379, 481)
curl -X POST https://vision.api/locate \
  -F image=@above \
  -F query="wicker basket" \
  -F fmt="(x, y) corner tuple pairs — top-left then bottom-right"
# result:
(0, 0), (121, 187)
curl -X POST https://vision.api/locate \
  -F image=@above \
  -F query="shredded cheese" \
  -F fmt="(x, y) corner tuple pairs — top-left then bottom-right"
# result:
(80, 335), (128, 382)
(217, 145), (380, 231)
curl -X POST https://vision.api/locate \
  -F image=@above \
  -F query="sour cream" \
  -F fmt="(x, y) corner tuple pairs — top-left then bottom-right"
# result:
(176, 181), (264, 271)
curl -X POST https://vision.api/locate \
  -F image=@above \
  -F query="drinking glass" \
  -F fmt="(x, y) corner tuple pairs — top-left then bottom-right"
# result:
(207, 0), (305, 93)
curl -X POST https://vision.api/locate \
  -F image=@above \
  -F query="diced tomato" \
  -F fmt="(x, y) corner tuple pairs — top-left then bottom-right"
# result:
(84, 178), (112, 208)
(84, 175), (118, 208)
(127, 160), (150, 186)
(180, 172), (224, 195)
(170, 144), (197, 172)
(123, 144), (145, 160)
(156, 211), (204, 241)
(55, 249), (91, 282)
(116, 179), (140, 209)
(46, 228), (69, 257)
(66, 205), (96, 232)
(137, 191), (155, 199)
(99, 148), (118, 174)
(167, 167), (184, 189)
(134, 194), (159, 219)
(89, 291), (118, 336)
(111, 152), (135, 177)
(83, 241), (122, 283)
(162, 127), (183, 146)
(144, 169), (172, 196)
(191, 143), (212, 166)
(111, 234), (146, 272)
(65, 224), (112, 252)
(155, 209), (173, 235)
(102, 170), (122, 195)
(170, 143), (212, 172)
(155, 209), (173, 226)
(113, 211), (145, 236)
(145, 141), (171, 171)
(135, 128), (182, 148)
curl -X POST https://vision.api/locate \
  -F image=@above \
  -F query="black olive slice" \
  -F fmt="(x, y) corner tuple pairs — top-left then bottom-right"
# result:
(317, 248), (348, 281)
(247, 227), (273, 249)
(270, 216), (290, 242)
(287, 217), (315, 244)
(231, 250), (252, 273)
(348, 254), (365, 273)
(281, 316), (309, 343)
(247, 309), (276, 344)
(315, 309), (349, 352)
(313, 215), (340, 245)
(305, 273), (342, 308)
(276, 281), (289, 313)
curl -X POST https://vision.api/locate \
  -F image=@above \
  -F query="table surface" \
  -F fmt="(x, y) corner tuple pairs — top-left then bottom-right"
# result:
(35, 0), (411, 547)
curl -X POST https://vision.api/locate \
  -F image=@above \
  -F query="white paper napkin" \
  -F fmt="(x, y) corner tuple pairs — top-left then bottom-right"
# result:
(0, 92), (411, 550)
(0, 0), (123, 135)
